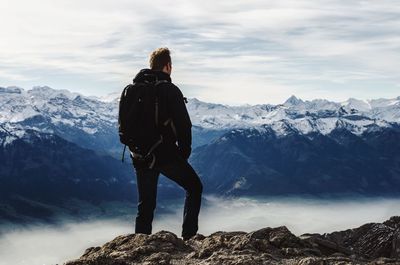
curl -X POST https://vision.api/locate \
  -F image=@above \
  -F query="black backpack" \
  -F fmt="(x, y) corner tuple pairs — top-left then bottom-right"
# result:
(118, 77), (168, 168)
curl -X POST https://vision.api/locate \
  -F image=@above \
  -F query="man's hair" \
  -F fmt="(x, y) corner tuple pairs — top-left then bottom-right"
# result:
(149, 47), (171, 70)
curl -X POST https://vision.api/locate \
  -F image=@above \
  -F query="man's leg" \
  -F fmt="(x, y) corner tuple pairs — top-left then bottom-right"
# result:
(157, 155), (203, 239)
(134, 167), (160, 234)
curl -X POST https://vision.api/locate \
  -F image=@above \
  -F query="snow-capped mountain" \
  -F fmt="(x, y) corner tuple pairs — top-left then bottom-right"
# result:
(191, 124), (400, 196)
(187, 95), (400, 135)
(1, 85), (399, 151)
(1, 85), (400, 219)
(0, 86), (116, 132)
(0, 86), (120, 155)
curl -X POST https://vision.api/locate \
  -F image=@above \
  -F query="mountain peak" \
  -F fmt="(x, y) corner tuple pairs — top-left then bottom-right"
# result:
(342, 97), (371, 111)
(29, 86), (79, 100)
(0, 86), (24, 94)
(190, 97), (201, 103)
(32, 85), (53, 89)
(97, 91), (121, 102)
(284, 95), (304, 106)
(31, 85), (56, 93)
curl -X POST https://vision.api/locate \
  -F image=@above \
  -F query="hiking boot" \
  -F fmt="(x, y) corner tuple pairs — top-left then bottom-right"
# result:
(182, 234), (195, 241)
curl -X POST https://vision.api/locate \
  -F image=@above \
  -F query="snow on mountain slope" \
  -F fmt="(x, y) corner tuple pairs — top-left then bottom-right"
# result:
(0, 123), (26, 146)
(187, 95), (398, 135)
(0, 86), (117, 135)
(96, 91), (121, 103)
(0, 86), (399, 145)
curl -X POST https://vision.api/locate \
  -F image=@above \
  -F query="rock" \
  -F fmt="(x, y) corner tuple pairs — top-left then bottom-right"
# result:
(65, 216), (400, 265)
(297, 257), (324, 265)
(305, 217), (400, 260)
(384, 216), (400, 230)
(66, 231), (192, 265)
(392, 229), (400, 259)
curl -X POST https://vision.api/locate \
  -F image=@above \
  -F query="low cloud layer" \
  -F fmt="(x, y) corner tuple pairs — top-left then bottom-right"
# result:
(1, 0), (400, 104)
(0, 195), (399, 265)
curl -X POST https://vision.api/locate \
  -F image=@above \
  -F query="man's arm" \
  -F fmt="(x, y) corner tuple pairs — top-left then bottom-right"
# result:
(168, 85), (192, 159)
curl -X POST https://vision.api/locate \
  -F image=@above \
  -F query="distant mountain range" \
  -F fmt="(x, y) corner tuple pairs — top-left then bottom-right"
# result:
(192, 125), (400, 196)
(1, 85), (400, 222)
(0, 128), (133, 223)
(2, 86), (399, 152)
(0, 128), (181, 224)
(0, 86), (121, 157)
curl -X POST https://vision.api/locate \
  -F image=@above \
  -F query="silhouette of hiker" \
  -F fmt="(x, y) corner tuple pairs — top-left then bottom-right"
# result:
(129, 48), (203, 240)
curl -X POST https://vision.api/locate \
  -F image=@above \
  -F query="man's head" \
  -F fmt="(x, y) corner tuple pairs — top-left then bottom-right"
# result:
(149, 47), (172, 75)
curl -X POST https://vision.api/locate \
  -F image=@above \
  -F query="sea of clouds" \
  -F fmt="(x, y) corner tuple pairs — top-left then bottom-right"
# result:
(0, 195), (399, 265)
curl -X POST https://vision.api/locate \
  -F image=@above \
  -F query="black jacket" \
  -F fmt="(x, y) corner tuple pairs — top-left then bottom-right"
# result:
(132, 68), (192, 164)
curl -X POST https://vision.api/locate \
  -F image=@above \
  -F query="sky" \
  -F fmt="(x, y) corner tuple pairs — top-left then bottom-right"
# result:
(1, 0), (400, 105)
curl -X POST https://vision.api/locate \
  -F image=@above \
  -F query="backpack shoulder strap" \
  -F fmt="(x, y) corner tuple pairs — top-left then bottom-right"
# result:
(154, 80), (169, 128)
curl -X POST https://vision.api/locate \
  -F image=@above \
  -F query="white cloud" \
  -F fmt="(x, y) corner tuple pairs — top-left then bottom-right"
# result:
(0, 196), (399, 265)
(0, 219), (133, 265)
(1, 0), (399, 104)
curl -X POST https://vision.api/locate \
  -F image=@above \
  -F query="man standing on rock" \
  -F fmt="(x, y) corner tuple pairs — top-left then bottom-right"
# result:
(126, 47), (203, 240)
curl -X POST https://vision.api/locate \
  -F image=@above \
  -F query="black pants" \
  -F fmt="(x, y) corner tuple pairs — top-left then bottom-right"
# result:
(132, 151), (203, 238)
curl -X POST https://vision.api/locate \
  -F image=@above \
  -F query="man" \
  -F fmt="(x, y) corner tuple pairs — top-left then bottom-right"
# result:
(129, 47), (203, 241)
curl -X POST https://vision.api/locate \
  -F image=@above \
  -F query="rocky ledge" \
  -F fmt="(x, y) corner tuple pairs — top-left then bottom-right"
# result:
(65, 216), (400, 265)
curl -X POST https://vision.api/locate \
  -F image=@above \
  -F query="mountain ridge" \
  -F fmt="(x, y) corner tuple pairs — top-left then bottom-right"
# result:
(2, 85), (400, 222)
(192, 124), (400, 196)
(1, 85), (399, 150)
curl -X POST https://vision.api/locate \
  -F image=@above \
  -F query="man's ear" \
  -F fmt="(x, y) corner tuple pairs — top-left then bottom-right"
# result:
(166, 62), (172, 74)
